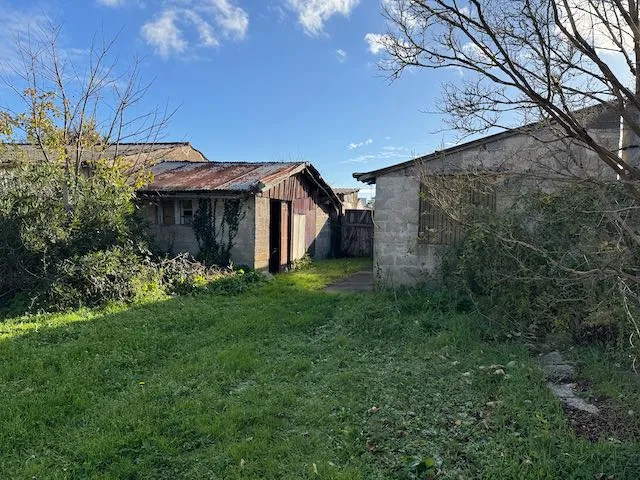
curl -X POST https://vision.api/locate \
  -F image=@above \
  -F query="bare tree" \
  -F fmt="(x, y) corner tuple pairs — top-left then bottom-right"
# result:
(377, 0), (640, 185)
(0, 25), (174, 192)
(374, 1), (640, 360)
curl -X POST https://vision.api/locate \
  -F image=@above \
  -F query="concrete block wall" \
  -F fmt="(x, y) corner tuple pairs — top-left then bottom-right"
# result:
(150, 224), (199, 255)
(373, 172), (443, 286)
(372, 124), (620, 287)
(230, 197), (256, 268)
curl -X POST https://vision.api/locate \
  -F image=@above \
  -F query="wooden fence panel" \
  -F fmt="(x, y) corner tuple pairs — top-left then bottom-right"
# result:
(340, 209), (373, 257)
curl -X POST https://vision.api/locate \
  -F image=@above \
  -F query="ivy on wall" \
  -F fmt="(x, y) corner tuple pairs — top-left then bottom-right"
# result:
(192, 198), (245, 267)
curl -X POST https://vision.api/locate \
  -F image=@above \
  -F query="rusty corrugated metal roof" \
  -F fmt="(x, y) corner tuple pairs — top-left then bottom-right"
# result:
(141, 161), (307, 193)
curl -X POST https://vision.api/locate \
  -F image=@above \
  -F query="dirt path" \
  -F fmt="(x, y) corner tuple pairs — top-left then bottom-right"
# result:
(324, 269), (374, 293)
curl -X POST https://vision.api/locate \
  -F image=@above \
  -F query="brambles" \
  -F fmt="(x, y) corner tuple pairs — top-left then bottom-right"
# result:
(440, 183), (639, 358)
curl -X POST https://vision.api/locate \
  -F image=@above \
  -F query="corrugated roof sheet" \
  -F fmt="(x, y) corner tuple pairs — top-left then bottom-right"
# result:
(141, 161), (307, 193)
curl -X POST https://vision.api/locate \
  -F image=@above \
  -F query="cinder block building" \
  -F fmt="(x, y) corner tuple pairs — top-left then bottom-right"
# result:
(354, 107), (620, 286)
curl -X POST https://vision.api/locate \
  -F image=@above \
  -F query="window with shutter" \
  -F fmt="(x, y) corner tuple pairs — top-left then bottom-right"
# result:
(419, 181), (495, 245)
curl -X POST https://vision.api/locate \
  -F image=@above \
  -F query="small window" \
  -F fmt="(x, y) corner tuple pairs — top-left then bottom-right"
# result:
(180, 199), (193, 225)
(419, 182), (495, 245)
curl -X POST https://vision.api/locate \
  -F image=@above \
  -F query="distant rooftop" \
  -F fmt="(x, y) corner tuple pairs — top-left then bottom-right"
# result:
(0, 142), (208, 164)
(334, 187), (360, 195)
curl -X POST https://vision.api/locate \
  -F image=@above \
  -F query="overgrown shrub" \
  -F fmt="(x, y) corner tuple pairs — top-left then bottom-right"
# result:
(441, 183), (640, 349)
(158, 253), (222, 295)
(0, 160), (146, 304)
(45, 246), (162, 309)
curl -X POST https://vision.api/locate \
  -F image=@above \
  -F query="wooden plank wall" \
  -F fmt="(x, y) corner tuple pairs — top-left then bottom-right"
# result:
(260, 175), (313, 201)
(280, 202), (290, 269)
(262, 173), (335, 259)
(341, 209), (373, 257)
(292, 197), (317, 257)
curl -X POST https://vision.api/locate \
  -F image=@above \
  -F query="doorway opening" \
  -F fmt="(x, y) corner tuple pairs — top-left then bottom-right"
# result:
(268, 200), (291, 273)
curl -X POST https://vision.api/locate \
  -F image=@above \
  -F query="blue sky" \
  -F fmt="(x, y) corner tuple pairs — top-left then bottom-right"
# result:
(0, 0), (467, 197)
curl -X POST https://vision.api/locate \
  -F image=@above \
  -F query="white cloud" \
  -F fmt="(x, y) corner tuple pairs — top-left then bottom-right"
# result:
(558, 1), (633, 54)
(96, 0), (125, 6)
(209, 0), (249, 40)
(140, 0), (249, 58)
(382, 145), (407, 152)
(345, 154), (376, 163)
(343, 144), (414, 164)
(461, 42), (489, 62)
(365, 33), (389, 55)
(335, 48), (347, 62)
(286, 0), (360, 36)
(184, 9), (219, 47)
(142, 10), (187, 58)
(348, 138), (373, 150)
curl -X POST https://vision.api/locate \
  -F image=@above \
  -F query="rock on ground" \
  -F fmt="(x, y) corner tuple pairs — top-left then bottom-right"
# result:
(547, 383), (600, 414)
(539, 350), (600, 415)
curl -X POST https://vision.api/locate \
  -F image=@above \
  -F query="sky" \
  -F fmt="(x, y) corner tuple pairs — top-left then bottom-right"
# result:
(0, 0), (471, 198)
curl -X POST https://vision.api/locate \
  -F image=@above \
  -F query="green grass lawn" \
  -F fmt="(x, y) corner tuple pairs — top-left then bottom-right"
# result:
(1, 258), (639, 479)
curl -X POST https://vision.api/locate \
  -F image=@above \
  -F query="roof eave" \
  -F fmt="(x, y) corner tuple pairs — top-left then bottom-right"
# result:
(353, 102), (618, 184)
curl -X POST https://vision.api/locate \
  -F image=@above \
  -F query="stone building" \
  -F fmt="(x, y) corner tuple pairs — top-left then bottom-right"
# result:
(139, 159), (341, 272)
(354, 108), (620, 286)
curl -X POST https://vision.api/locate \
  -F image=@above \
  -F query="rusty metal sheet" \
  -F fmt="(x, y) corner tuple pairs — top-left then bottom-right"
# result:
(141, 161), (306, 193)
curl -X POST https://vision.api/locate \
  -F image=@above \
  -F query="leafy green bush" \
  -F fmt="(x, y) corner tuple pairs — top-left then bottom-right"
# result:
(206, 269), (265, 295)
(0, 155), (267, 313)
(0, 160), (146, 305)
